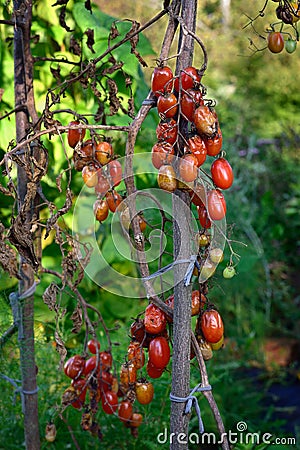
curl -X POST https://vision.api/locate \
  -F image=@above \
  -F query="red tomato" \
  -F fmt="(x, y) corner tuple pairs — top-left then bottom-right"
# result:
(135, 380), (154, 405)
(87, 339), (100, 354)
(144, 303), (167, 334)
(179, 153), (198, 182)
(108, 160), (122, 187)
(156, 119), (178, 145)
(189, 184), (205, 207)
(68, 121), (86, 148)
(93, 199), (109, 222)
(186, 135), (207, 167)
(118, 400), (133, 423)
(146, 360), (164, 379)
(83, 355), (97, 376)
(157, 164), (177, 192)
(204, 126), (223, 156)
(201, 309), (224, 343)
(148, 336), (170, 369)
(98, 370), (113, 393)
(151, 142), (174, 169)
(180, 89), (204, 122)
(151, 66), (174, 97)
(197, 204), (212, 229)
(211, 157), (234, 190)
(80, 139), (94, 158)
(207, 189), (226, 221)
(99, 351), (112, 370)
(130, 412), (143, 428)
(64, 355), (85, 380)
(101, 390), (118, 414)
(95, 141), (113, 166)
(267, 32), (284, 53)
(106, 190), (123, 212)
(71, 378), (87, 409)
(157, 93), (178, 118)
(174, 66), (201, 92)
(191, 290), (206, 316)
(194, 105), (218, 138)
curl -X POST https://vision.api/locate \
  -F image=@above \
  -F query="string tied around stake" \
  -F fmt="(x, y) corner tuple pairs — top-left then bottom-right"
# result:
(9, 281), (38, 340)
(0, 374), (39, 414)
(141, 255), (198, 286)
(170, 383), (212, 434)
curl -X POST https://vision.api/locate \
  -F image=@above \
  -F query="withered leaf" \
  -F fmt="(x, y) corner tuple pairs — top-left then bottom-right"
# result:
(59, 4), (72, 32)
(0, 223), (20, 279)
(110, 22), (120, 40)
(54, 330), (67, 370)
(43, 282), (60, 313)
(84, 0), (92, 13)
(70, 35), (81, 56)
(70, 303), (83, 334)
(85, 28), (95, 53)
(45, 188), (73, 238)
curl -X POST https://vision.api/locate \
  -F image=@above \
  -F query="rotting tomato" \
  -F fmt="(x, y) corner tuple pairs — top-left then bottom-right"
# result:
(93, 199), (109, 222)
(120, 362), (137, 387)
(148, 336), (170, 369)
(207, 189), (226, 221)
(191, 290), (206, 316)
(98, 370), (113, 393)
(94, 169), (110, 195)
(156, 118), (178, 145)
(64, 354), (85, 380)
(201, 309), (224, 344)
(204, 126), (223, 156)
(106, 190), (123, 213)
(71, 378), (87, 409)
(186, 135), (207, 167)
(130, 319), (146, 344)
(135, 379), (154, 405)
(189, 184), (205, 207)
(157, 93), (178, 118)
(157, 164), (177, 192)
(99, 351), (113, 370)
(174, 66), (201, 92)
(95, 141), (113, 166)
(151, 66), (174, 97)
(211, 157), (234, 190)
(151, 142), (175, 169)
(68, 120), (86, 148)
(267, 32), (284, 53)
(193, 105), (218, 138)
(82, 164), (98, 188)
(144, 303), (167, 335)
(179, 153), (198, 182)
(127, 341), (145, 369)
(130, 412), (143, 428)
(101, 390), (118, 414)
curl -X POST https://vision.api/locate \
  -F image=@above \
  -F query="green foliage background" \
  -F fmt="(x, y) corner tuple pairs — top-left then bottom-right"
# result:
(0, 0), (299, 448)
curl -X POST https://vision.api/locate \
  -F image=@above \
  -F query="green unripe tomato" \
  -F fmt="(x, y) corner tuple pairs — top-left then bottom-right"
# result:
(285, 39), (297, 54)
(223, 266), (236, 279)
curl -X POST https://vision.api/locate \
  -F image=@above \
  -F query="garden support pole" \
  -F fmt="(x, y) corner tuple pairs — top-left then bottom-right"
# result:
(170, 0), (198, 449)
(13, 1), (41, 448)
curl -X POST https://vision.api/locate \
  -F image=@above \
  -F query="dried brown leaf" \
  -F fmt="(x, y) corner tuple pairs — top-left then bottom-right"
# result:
(0, 223), (20, 279)
(43, 282), (60, 313)
(85, 28), (95, 54)
(54, 330), (67, 370)
(69, 35), (81, 56)
(70, 303), (83, 334)
(45, 188), (73, 238)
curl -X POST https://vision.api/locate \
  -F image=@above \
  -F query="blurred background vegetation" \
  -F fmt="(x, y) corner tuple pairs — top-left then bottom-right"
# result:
(0, 0), (299, 448)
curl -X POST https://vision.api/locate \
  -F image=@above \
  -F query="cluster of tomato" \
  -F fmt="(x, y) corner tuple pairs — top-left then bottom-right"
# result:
(150, 64), (233, 227)
(67, 122), (123, 222)
(62, 338), (150, 437)
(267, 1), (299, 54)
